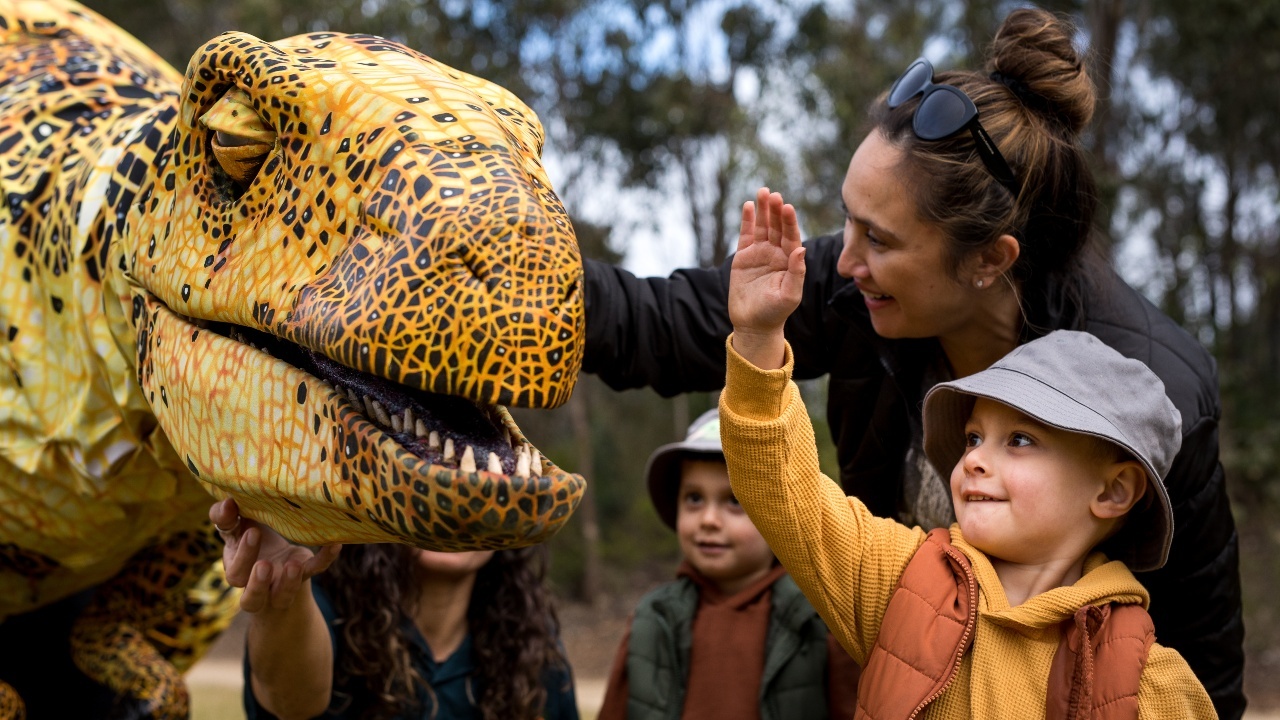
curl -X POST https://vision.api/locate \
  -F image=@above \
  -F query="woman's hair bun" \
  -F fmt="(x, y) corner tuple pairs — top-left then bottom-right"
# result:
(986, 7), (1095, 135)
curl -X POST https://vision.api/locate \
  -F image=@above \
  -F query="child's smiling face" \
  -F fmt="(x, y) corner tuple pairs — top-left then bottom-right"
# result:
(675, 459), (775, 595)
(950, 398), (1122, 566)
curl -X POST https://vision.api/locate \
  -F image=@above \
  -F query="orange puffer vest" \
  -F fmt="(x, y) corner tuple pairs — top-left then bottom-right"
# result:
(855, 529), (1155, 720)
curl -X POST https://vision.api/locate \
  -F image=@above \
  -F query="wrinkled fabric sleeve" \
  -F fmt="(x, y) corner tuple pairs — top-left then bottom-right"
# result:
(1137, 644), (1218, 720)
(719, 336), (925, 664)
(581, 235), (845, 394)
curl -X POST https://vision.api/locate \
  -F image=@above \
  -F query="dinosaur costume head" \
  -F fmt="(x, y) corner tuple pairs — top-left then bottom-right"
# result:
(2, 0), (587, 689)
(119, 29), (585, 548)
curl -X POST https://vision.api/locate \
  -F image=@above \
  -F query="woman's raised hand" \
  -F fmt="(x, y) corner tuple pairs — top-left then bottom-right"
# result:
(728, 187), (805, 370)
(211, 497), (341, 614)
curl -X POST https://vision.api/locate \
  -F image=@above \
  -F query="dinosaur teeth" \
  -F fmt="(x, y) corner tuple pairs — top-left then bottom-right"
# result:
(531, 451), (543, 477)
(370, 400), (391, 427)
(325, 389), (525, 477)
(515, 446), (530, 478)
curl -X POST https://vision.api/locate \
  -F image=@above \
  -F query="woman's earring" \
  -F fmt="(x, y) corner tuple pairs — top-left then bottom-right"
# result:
(975, 278), (985, 288)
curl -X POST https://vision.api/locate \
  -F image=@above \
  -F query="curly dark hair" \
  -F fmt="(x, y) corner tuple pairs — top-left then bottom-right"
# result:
(316, 543), (569, 720)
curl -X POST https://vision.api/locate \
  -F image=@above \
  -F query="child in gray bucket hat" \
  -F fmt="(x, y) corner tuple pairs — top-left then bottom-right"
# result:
(719, 326), (1216, 718)
(922, 329), (1181, 573)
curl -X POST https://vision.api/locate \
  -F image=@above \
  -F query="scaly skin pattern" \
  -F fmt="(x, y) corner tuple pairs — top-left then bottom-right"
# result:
(0, 0), (585, 715)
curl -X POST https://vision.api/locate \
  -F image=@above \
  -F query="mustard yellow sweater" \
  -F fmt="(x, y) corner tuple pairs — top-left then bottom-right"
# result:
(718, 337), (1216, 720)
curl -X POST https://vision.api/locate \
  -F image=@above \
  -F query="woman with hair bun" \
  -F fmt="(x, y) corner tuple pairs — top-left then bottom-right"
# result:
(582, 7), (1245, 717)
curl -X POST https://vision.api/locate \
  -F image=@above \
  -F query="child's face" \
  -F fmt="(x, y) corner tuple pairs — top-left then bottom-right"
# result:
(675, 458), (775, 595)
(950, 398), (1116, 566)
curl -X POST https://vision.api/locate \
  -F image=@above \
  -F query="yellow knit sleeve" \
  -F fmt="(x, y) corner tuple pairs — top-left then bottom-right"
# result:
(719, 335), (927, 665)
(1137, 644), (1218, 719)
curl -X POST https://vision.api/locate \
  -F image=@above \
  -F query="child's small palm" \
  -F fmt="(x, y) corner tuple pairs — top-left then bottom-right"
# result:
(729, 188), (805, 336)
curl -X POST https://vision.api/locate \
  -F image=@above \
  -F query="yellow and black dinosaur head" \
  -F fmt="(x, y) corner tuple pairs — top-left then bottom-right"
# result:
(0, 2), (589, 710)
(110, 31), (586, 548)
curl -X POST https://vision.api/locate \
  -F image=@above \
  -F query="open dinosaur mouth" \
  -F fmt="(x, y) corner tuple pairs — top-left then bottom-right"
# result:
(188, 318), (545, 478)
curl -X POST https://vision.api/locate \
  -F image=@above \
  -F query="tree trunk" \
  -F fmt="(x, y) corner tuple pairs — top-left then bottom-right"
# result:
(567, 383), (601, 604)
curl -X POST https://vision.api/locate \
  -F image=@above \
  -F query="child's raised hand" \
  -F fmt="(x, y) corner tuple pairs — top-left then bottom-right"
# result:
(211, 497), (341, 614)
(729, 187), (805, 370)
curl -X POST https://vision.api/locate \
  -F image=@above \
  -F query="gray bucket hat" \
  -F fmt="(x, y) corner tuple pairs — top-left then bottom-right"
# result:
(922, 330), (1182, 572)
(645, 408), (723, 530)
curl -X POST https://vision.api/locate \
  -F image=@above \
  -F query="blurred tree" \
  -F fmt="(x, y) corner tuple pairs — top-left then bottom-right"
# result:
(551, 0), (790, 268)
(82, 0), (581, 103)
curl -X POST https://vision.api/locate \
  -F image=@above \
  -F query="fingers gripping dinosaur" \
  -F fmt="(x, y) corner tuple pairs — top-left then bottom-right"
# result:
(0, 0), (586, 715)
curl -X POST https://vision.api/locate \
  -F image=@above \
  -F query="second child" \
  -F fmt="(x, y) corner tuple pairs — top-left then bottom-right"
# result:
(597, 408), (858, 720)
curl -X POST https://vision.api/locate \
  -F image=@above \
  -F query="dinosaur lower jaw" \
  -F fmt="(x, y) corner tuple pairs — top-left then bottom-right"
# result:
(187, 317), (546, 478)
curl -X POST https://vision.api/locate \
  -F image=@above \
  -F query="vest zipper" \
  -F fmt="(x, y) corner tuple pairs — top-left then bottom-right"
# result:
(906, 544), (979, 720)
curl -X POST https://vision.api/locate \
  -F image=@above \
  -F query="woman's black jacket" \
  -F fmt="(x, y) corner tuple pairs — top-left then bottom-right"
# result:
(581, 233), (1245, 719)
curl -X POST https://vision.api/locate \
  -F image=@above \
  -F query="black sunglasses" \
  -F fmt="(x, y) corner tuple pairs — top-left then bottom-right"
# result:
(888, 58), (1019, 197)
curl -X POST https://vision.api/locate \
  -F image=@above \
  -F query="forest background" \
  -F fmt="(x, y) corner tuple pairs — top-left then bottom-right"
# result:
(83, 0), (1280, 709)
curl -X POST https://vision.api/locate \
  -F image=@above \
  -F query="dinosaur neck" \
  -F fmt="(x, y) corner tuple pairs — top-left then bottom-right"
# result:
(100, 100), (182, 353)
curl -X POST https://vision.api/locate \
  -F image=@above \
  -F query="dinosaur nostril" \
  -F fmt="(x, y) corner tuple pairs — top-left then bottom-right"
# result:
(199, 87), (277, 192)
(209, 134), (271, 186)
(215, 130), (257, 148)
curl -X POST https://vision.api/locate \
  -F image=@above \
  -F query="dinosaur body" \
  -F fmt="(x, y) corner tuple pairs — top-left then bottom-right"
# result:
(0, 1), (585, 715)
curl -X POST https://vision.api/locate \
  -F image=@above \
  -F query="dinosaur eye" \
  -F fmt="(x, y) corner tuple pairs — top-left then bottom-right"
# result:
(199, 87), (276, 188)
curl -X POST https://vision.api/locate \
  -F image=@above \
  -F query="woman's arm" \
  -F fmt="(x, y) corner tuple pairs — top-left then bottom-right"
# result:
(212, 498), (341, 720)
(581, 234), (848, 395)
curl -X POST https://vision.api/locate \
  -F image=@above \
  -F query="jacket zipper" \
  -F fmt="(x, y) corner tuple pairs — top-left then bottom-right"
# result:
(906, 545), (979, 720)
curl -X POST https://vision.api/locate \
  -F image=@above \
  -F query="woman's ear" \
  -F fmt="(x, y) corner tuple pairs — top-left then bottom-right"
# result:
(1092, 461), (1148, 520)
(971, 234), (1020, 288)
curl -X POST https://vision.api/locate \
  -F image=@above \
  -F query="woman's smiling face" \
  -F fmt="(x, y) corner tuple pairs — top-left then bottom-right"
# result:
(836, 131), (978, 340)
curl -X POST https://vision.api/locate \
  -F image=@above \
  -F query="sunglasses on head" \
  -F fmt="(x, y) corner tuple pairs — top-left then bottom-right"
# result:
(888, 58), (1020, 197)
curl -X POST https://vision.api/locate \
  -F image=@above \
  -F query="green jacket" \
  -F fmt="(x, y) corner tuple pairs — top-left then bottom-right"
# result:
(624, 573), (831, 720)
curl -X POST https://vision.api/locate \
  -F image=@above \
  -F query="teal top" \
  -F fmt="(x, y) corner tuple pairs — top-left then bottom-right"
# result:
(244, 584), (579, 719)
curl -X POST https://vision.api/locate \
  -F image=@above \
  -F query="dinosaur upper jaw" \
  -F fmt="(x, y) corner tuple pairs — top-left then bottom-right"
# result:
(191, 317), (535, 477)
(132, 290), (583, 550)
